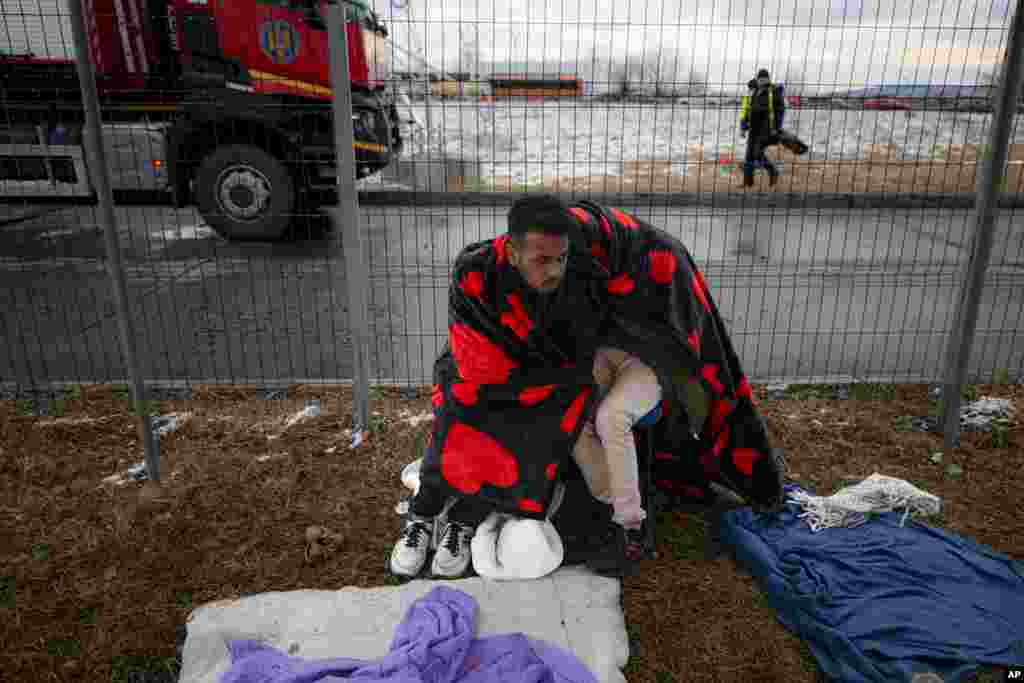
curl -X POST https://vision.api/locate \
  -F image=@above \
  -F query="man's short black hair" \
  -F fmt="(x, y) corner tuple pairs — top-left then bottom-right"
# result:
(757, 68), (770, 79)
(507, 194), (576, 244)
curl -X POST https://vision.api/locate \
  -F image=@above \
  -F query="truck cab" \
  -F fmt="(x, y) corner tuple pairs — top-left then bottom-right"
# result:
(0, 0), (402, 241)
(163, 0), (400, 239)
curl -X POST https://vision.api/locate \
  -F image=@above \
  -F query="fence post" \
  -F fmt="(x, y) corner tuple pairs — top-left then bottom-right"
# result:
(424, 77), (434, 183)
(327, 0), (370, 437)
(66, 0), (160, 479)
(941, 2), (1024, 451)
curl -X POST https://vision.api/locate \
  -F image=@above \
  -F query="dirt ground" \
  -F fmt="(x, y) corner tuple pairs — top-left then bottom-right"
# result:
(458, 143), (1024, 195)
(1, 382), (1021, 683)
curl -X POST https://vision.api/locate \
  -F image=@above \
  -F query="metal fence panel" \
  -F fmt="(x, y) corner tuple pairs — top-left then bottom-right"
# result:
(1, 0), (1022, 394)
(365, 0), (1024, 386)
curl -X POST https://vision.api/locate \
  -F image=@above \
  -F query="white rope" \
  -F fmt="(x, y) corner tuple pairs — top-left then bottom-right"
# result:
(786, 473), (942, 533)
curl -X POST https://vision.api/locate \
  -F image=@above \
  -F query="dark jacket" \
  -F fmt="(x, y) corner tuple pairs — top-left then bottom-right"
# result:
(740, 82), (786, 132)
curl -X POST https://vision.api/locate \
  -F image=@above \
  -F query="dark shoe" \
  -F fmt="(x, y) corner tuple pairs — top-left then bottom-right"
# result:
(585, 523), (649, 578)
(769, 174), (779, 187)
(701, 484), (751, 561)
(703, 506), (730, 561)
(742, 175), (754, 188)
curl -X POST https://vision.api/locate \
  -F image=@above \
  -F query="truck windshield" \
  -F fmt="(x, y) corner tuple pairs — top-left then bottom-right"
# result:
(340, 0), (386, 35)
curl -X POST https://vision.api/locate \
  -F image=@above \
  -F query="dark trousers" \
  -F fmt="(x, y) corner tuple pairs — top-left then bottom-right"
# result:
(744, 130), (779, 180)
(409, 482), (493, 526)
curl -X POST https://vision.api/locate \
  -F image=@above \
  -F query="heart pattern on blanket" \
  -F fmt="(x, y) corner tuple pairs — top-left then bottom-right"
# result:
(561, 388), (592, 434)
(441, 421), (520, 494)
(607, 273), (635, 295)
(450, 322), (519, 384)
(648, 249), (677, 284)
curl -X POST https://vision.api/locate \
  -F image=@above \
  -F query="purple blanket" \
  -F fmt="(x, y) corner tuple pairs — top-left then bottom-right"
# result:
(219, 586), (598, 683)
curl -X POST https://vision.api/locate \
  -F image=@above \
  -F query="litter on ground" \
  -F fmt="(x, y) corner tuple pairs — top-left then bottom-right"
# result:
(283, 401), (321, 430)
(960, 397), (1013, 432)
(101, 461), (150, 486)
(403, 411), (434, 427)
(152, 412), (191, 437)
(350, 430), (368, 449)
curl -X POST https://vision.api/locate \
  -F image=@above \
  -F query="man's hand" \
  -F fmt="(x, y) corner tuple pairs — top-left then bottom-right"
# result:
(740, 129), (747, 139)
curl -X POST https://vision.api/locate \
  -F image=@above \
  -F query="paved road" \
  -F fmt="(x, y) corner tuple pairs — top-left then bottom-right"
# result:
(1, 202), (1023, 388)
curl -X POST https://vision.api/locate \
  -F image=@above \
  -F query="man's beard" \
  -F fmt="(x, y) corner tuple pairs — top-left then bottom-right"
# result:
(534, 283), (563, 322)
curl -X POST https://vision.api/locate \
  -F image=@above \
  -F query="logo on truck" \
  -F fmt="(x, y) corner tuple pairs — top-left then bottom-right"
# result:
(259, 20), (301, 65)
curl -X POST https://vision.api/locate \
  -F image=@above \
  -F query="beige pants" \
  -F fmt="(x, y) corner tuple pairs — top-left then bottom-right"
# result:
(571, 347), (662, 529)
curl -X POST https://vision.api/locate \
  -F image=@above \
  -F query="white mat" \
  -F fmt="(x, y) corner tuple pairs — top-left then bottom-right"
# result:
(179, 566), (629, 683)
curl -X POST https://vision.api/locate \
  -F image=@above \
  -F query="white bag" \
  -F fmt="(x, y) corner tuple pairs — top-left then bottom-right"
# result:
(398, 456), (567, 579)
(471, 483), (566, 581)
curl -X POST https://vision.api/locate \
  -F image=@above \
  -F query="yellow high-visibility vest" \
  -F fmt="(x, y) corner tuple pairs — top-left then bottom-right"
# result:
(740, 86), (775, 128)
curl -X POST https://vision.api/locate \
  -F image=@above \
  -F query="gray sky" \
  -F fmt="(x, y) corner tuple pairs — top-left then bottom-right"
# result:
(0, 0), (1012, 91)
(373, 0), (1014, 90)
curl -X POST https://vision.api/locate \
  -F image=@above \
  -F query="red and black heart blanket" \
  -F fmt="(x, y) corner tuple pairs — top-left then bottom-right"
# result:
(418, 200), (784, 519)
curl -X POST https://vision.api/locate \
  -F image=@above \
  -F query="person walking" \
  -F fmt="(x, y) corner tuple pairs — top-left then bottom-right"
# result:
(739, 68), (786, 187)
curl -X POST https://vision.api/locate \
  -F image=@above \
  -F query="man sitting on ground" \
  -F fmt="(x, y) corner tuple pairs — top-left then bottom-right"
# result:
(390, 195), (785, 580)
(390, 195), (605, 580)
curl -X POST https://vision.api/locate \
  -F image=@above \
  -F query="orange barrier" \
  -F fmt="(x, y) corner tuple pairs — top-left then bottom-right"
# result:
(488, 75), (584, 98)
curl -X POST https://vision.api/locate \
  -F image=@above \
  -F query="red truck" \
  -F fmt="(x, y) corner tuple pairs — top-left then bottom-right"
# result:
(0, 0), (402, 240)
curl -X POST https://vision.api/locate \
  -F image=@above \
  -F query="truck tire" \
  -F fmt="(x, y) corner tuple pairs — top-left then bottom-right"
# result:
(194, 144), (295, 241)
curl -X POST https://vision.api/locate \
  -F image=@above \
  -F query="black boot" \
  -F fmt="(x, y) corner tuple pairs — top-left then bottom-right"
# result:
(585, 522), (649, 578)
(742, 174), (754, 188)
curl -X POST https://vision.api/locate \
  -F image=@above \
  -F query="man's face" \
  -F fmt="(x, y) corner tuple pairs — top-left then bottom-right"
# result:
(508, 231), (569, 294)
(757, 76), (770, 89)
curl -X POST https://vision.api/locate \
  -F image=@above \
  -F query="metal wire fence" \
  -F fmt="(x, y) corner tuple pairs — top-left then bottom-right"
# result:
(2, 0), (1023, 411)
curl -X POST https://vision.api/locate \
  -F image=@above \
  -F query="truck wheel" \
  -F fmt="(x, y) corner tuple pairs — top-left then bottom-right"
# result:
(194, 145), (294, 241)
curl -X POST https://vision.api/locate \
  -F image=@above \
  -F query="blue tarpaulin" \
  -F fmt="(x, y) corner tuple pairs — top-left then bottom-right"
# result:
(718, 484), (1024, 682)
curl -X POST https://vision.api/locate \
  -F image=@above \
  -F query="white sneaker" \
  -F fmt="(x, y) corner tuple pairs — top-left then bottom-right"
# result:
(430, 521), (475, 578)
(389, 515), (433, 578)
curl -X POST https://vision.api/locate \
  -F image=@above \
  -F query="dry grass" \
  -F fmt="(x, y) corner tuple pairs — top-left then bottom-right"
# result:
(1, 383), (1021, 682)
